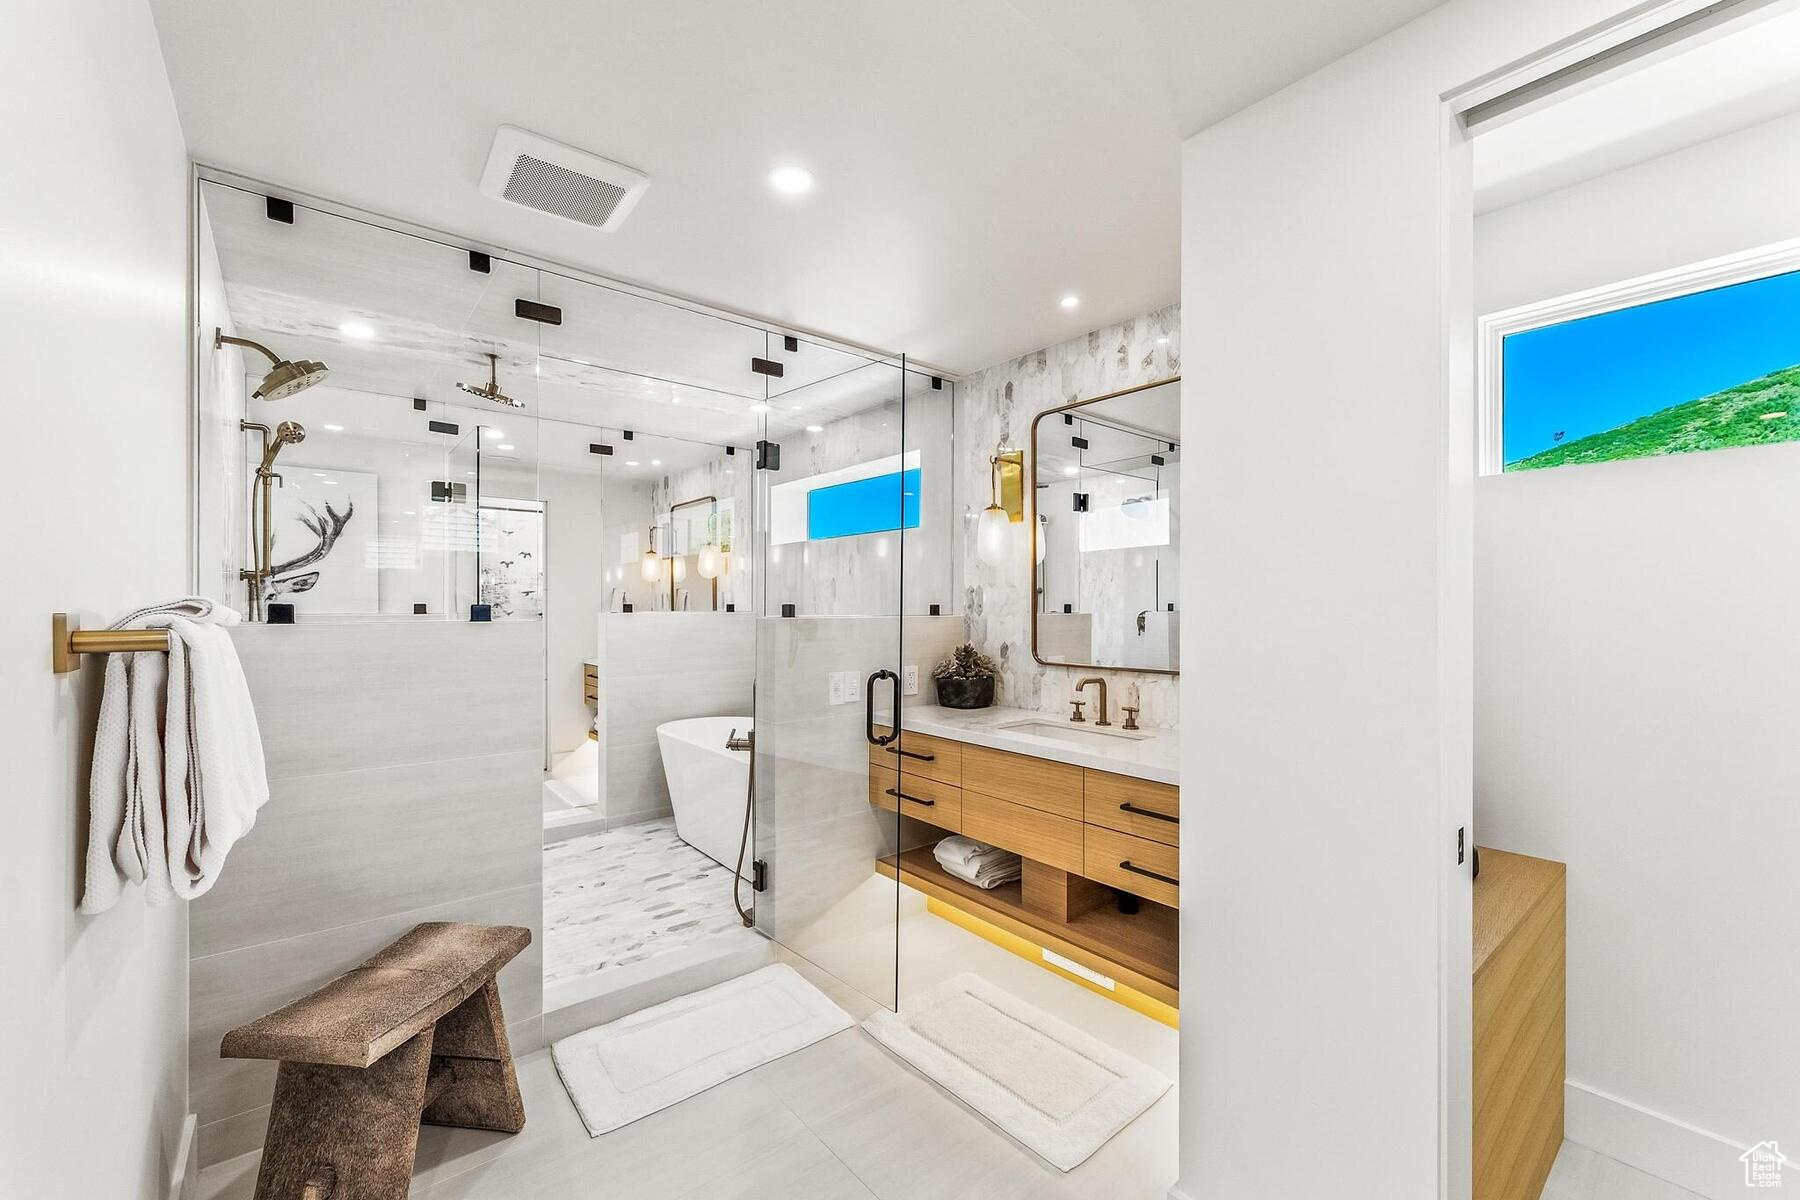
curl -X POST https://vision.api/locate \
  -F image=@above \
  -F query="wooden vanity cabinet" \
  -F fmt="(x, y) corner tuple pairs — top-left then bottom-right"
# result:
(868, 726), (1182, 999)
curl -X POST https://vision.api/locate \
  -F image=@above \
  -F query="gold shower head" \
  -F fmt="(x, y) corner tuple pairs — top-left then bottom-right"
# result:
(458, 351), (524, 409)
(215, 329), (329, 400)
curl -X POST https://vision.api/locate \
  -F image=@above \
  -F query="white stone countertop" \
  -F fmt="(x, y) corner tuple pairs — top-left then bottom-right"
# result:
(884, 703), (1179, 786)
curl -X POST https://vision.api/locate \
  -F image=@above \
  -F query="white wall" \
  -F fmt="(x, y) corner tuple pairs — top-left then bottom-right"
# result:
(1474, 110), (1800, 1199)
(0, 2), (194, 1196)
(1176, 1), (1657, 1196)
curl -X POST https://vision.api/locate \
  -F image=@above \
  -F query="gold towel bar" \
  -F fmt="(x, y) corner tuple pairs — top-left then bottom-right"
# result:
(51, 613), (171, 674)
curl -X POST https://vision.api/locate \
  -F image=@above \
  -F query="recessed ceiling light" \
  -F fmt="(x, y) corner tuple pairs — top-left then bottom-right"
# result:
(625, 460), (640, 467)
(1059, 295), (1080, 310)
(338, 320), (376, 340)
(312, 471), (327, 477)
(403, 510), (416, 516)
(651, 459), (662, 466)
(497, 443), (515, 450)
(1156, 336), (1169, 345)
(1063, 465), (1079, 477)
(768, 165), (815, 195)
(806, 424), (824, 433)
(483, 428), (504, 440)
(750, 402), (771, 414)
(322, 423), (345, 432)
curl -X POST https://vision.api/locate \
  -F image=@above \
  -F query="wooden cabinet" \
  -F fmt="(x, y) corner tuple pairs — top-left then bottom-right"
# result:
(962, 744), (1084, 820)
(1084, 771), (1180, 847)
(868, 771), (963, 831)
(1083, 826), (1179, 908)
(961, 791), (1085, 874)
(869, 725), (964, 786)
(1473, 849), (1566, 1200)
(582, 663), (598, 705)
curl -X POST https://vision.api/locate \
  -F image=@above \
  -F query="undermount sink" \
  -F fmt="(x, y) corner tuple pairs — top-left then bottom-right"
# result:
(994, 719), (1150, 745)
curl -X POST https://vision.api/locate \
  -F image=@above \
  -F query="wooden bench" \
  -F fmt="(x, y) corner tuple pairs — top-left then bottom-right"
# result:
(221, 922), (532, 1200)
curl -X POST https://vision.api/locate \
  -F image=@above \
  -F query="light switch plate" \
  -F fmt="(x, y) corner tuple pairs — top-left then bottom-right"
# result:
(828, 672), (845, 706)
(845, 672), (863, 704)
(903, 665), (919, 696)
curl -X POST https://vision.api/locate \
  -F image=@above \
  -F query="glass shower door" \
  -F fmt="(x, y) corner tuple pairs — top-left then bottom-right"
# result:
(750, 347), (911, 1011)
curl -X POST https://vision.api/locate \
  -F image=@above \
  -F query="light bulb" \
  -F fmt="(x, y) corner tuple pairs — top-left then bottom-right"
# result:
(696, 543), (723, 579)
(640, 551), (662, 583)
(977, 504), (1010, 567)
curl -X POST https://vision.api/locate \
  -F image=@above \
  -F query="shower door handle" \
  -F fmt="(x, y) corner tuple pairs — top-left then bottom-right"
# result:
(866, 669), (899, 747)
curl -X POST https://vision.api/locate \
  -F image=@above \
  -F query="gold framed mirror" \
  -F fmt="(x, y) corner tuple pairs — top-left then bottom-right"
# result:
(1029, 376), (1180, 676)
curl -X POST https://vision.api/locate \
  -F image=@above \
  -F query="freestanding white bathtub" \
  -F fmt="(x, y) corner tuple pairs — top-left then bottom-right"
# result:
(657, 715), (753, 880)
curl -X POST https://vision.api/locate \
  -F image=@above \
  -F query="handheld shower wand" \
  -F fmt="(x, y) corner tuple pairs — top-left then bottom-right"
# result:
(240, 420), (307, 620)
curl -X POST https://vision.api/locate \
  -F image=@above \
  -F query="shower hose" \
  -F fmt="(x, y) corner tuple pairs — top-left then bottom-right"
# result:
(732, 730), (756, 928)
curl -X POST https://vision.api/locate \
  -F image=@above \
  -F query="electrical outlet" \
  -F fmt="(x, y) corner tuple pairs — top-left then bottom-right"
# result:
(827, 672), (845, 706)
(903, 665), (919, 696)
(845, 672), (863, 704)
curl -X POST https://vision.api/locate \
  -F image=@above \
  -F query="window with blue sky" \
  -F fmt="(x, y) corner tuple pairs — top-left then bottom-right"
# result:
(1501, 268), (1800, 470)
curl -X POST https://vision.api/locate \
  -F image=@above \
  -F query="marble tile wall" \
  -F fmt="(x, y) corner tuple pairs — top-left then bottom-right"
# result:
(189, 621), (545, 1167)
(955, 303), (1182, 727)
(598, 611), (756, 825)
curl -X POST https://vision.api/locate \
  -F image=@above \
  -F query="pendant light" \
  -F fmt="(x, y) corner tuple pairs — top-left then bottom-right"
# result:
(977, 452), (1011, 567)
(696, 542), (724, 579)
(640, 524), (662, 583)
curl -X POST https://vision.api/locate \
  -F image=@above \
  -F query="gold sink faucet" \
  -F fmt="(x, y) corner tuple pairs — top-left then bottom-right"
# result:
(1074, 677), (1111, 726)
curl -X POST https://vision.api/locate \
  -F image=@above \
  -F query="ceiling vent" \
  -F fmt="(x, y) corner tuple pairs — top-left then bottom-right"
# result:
(479, 125), (649, 232)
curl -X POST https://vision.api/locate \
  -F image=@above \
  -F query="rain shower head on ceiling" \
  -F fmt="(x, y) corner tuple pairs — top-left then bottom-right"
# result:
(458, 352), (524, 409)
(215, 329), (329, 400)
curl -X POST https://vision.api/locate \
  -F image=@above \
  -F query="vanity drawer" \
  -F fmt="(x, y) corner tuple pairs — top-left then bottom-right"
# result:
(583, 664), (599, 704)
(1084, 826), (1179, 907)
(868, 769), (962, 831)
(962, 744), (1083, 821)
(961, 791), (1083, 873)
(869, 726), (963, 785)
(1084, 771), (1179, 847)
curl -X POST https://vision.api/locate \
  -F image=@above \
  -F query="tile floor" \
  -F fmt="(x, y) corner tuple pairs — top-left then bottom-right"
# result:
(199, 899), (1701, 1200)
(543, 818), (757, 990)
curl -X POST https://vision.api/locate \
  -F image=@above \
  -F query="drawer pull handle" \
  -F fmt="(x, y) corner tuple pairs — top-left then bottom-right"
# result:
(1119, 802), (1178, 824)
(1119, 861), (1178, 886)
(885, 788), (935, 807)
(885, 746), (937, 763)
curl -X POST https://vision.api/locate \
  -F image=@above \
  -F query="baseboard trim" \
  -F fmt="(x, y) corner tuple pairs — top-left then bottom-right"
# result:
(1566, 1079), (1753, 1200)
(168, 1112), (199, 1200)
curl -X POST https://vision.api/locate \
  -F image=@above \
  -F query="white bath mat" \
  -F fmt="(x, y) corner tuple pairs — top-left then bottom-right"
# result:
(863, 972), (1171, 1171)
(552, 962), (852, 1136)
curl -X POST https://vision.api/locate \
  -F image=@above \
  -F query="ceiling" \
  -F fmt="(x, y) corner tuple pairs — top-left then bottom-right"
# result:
(1473, 4), (1800, 213)
(208, 178), (911, 460)
(152, 0), (1442, 374)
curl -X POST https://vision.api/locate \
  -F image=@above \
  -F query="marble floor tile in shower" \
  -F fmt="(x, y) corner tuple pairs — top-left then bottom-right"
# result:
(542, 817), (760, 991)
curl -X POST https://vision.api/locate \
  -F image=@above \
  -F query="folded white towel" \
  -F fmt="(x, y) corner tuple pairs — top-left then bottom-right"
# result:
(940, 855), (1022, 891)
(934, 835), (1016, 870)
(80, 599), (268, 913)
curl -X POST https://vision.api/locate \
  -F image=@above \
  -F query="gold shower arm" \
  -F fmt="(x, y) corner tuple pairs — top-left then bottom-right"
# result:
(51, 613), (170, 674)
(215, 329), (281, 369)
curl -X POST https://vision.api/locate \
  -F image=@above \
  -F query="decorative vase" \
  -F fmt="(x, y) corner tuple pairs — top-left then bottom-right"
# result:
(936, 675), (995, 709)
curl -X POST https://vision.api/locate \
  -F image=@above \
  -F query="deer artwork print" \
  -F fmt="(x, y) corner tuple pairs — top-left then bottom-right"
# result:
(265, 498), (355, 601)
